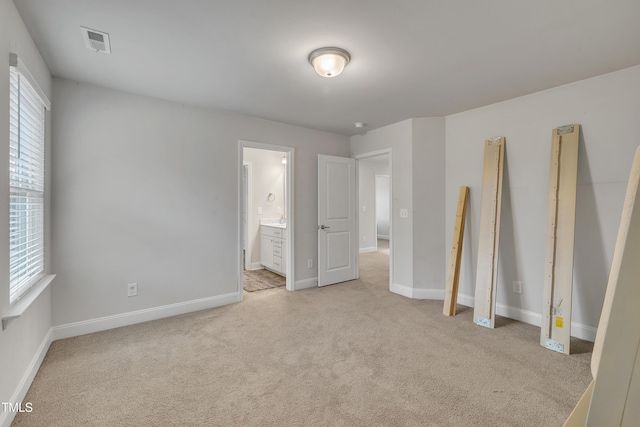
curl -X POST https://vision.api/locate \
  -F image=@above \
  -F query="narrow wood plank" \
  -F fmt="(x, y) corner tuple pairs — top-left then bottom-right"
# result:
(541, 124), (580, 355)
(443, 186), (469, 316)
(473, 137), (505, 328)
(584, 146), (640, 426)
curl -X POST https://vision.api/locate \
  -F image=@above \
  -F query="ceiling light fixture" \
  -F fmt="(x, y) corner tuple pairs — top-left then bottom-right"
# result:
(308, 47), (350, 78)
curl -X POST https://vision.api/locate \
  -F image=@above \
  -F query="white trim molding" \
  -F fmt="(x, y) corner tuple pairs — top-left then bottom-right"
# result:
(294, 277), (318, 290)
(390, 283), (413, 299)
(387, 288), (596, 342)
(238, 140), (295, 293)
(9, 52), (51, 110)
(247, 262), (263, 271)
(52, 292), (241, 340)
(390, 283), (444, 300)
(353, 149), (393, 294)
(359, 247), (377, 254)
(2, 275), (55, 330)
(456, 293), (597, 342)
(0, 328), (52, 427)
(412, 288), (445, 300)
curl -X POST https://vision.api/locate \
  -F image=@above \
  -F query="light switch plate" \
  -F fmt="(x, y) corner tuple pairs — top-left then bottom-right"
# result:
(513, 281), (523, 294)
(400, 209), (409, 218)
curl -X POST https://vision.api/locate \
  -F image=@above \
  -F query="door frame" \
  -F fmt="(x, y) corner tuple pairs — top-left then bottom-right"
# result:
(374, 173), (390, 247)
(242, 162), (252, 270)
(238, 140), (295, 296)
(353, 149), (393, 291)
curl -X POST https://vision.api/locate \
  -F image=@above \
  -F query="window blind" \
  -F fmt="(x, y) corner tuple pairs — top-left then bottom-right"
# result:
(9, 64), (46, 303)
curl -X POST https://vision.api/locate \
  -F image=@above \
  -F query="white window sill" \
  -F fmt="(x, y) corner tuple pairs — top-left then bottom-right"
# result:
(2, 274), (56, 330)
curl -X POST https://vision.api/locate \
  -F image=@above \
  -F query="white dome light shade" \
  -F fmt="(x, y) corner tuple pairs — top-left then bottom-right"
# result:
(308, 47), (351, 78)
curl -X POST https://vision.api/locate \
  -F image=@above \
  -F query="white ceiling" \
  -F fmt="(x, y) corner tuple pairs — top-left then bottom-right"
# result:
(14, 0), (640, 136)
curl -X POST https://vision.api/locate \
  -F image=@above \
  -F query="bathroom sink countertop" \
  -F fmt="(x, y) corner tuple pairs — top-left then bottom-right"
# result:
(260, 220), (286, 229)
(263, 223), (286, 229)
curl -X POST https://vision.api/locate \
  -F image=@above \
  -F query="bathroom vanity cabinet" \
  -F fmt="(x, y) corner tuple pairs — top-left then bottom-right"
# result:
(260, 224), (287, 276)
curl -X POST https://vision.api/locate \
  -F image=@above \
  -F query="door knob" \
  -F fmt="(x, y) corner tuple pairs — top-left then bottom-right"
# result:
(319, 225), (330, 230)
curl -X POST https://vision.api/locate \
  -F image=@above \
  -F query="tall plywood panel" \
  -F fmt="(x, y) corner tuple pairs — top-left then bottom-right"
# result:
(541, 124), (580, 354)
(586, 146), (640, 425)
(473, 137), (505, 328)
(564, 146), (640, 426)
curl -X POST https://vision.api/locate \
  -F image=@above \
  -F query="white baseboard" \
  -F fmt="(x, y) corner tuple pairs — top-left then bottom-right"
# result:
(294, 277), (318, 290)
(52, 292), (241, 340)
(390, 283), (445, 300)
(359, 247), (376, 254)
(247, 262), (263, 271)
(456, 294), (475, 310)
(456, 293), (597, 342)
(0, 328), (52, 427)
(571, 323), (598, 342)
(412, 288), (445, 300)
(390, 283), (414, 299)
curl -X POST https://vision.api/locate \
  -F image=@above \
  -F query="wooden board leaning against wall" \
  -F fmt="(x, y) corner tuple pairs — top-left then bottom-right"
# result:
(563, 146), (640, 426)
(541, 124), (580, 355)
(443, 186), (469, 316)
(473, 137), (505, 329)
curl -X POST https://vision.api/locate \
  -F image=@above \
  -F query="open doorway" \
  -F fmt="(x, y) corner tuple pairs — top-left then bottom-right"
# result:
(238, 141), (294, 297)
(355, 151), (392, 291)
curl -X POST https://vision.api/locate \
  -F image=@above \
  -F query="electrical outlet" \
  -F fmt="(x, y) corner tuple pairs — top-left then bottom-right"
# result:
(400, 209), (409, 218)
(307, 259), (313, 268)
(362, 206), (367, 212)
(363, 236), (366, 242)
(277, 207), (282, 214)
(257, 207), (263, 215)
(127, 283), (138, 297)
(513, 281), (523, 294)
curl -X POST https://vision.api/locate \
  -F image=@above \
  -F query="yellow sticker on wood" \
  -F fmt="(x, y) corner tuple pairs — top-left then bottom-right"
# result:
(556, 317), (564, 328)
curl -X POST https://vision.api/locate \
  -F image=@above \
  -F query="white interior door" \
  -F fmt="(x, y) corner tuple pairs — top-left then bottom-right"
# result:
(318, 155), (357, 286)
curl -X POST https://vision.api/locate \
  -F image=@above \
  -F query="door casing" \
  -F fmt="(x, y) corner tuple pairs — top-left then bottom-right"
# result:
(238, 140), (295, 296)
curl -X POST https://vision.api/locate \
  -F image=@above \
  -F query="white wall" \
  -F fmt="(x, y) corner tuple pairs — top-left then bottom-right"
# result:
(446, 65), (640, 339)
(375, 175), (390, 238)
(351, 118), (446, 297)
(243, 147), (285, 267)
(412, 118), (446, 294)
(358, 158), (389, 252)
(0, 1), (53, 425)
(51, 78), (349, 329)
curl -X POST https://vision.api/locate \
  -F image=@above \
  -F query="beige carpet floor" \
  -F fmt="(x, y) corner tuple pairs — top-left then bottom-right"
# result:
(13, 248), (593, 426)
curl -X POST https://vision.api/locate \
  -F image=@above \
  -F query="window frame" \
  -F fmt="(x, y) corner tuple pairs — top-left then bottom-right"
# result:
(8, 53), (50, 304)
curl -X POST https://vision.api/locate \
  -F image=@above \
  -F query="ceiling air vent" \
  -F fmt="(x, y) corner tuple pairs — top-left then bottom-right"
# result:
(80, 27), (111, 54)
